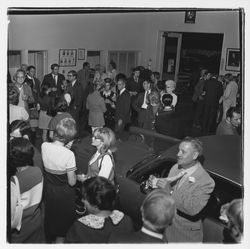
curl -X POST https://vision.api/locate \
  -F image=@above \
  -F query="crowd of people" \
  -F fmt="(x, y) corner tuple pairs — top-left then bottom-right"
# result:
(8, 61), (243, 243)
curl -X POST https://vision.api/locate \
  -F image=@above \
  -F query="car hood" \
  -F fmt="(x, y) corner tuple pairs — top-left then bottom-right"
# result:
(161, 135), (242, 185)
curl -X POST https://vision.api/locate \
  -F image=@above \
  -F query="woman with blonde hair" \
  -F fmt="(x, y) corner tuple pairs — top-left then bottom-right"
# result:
(41, 117), (77, 243)
(77, 127), (116, 184)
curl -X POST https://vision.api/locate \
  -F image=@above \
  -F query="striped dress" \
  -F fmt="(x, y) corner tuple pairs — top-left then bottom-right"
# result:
(11, 166), (44, 243)
(41, 142), (76, 241)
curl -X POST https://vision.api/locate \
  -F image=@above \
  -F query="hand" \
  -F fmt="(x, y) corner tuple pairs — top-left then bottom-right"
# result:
(52, 87), (57, 92)
(37, 103), (40, 111)
(156, 178), (172, 193)
(148, 175), (158, 188)
(118, 119), (123, 127)
(77, 174), (87, 182)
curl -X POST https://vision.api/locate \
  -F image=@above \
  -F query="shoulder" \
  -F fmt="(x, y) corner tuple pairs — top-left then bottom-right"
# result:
(195, 163), (215, 186)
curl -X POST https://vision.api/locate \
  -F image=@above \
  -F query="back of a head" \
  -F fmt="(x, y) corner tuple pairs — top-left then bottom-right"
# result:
(227, 199), (243, 234)
(81, 176), (117, 211)
(55, 97), (68, 112)
(9, 120), (31, 139)
(54, 118), (76, 144)
(141, 189), (176, 233)
(162, 93), (173, 107)
(226, 106), (241, 119)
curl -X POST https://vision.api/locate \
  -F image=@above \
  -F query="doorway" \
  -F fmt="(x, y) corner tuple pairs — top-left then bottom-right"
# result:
(161, 32), (224, 90)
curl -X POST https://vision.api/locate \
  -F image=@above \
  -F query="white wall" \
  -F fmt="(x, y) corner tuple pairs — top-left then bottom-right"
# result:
(8, 10), (240, 75)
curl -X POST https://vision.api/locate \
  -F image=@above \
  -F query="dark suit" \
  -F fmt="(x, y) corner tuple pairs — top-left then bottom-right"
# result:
(109, 230), (163, 243)
(115, 89), (131, 132)
(25, 76), (41, 105)
(67, 80), (84, 133)
(42, 73), (65, 97)
(132, 91), (148, 127)
(202, 78), (223, 132)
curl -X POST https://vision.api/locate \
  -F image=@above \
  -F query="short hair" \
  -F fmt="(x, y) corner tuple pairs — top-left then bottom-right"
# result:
(152, 71), (160, 80)
(54, 118), (77, 144)
(55, 97), (68, 112)
(27, 65), (35, 71)
(141, 189), (176, 232)
(226, 106), (241, 119)
(9, 120), (31, 139)
(226, 199), (243, 234)
(93, 127), (117, 153)
(83, 62), (90, 68)
(81, 176), (117, 211)
(9, 85), (20, 105)
(9, 137), (34, 175)
(116, 73), (127, 83)
(109, 61), (116, 69)
(162, 93), (173, 107)
(165, 80), (176, 89)
(68, 70), (77, 79)
(51, 63), (59, 70)
(181, 136), (203, 156)
(13, 69), (25, 81)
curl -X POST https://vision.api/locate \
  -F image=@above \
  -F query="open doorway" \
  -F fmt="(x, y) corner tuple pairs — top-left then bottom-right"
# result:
(161, 32), (224, 92)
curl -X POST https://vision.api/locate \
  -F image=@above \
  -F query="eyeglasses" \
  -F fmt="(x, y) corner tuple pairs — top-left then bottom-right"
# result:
(67, 75), (73, 77)
(16, 76), (25, 79)
(92, 136), (101, 140)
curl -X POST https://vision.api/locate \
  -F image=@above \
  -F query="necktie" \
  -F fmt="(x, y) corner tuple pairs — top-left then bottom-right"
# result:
(53, 75), (57, 86)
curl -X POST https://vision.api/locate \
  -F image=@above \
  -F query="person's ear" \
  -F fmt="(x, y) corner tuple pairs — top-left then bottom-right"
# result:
(193, 151), (199, 161)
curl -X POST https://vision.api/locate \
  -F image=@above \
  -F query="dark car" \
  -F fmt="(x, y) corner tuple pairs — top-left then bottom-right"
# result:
(116, 135), (243, 242)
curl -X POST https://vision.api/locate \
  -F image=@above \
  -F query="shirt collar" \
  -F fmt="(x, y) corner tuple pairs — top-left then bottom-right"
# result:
(141, 226), (163, 240)
(72, 80), (77, 87)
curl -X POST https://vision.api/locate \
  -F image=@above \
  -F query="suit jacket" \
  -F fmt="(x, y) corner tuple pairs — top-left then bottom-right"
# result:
(203, 78), (223, 107)
(13, 82), (34, 112)
(68, 80), (84, 123)
(77, 68), (90, 91)
(115, 89), (131, 124)
(25, 76), (41, 104)
(164, 162), (215, 242)
(132, 91), (149, 127)
(109, 230), (163, 243)
(42, 73), (65, 96)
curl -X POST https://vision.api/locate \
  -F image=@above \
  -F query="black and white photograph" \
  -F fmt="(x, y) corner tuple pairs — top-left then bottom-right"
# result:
(2, 1), (249, 247)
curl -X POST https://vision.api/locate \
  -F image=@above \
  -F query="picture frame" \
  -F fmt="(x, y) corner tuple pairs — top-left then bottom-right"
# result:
(225, 48), (240, 72)
(184, 10), (196, 24)
(59, 49), (77, 67)
(78, 48), (86, 60)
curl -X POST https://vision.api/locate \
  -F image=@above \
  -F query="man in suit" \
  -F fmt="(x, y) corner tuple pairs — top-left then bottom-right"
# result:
(202, 73), (223, 133)
(150, 137), (215, 242)
(66, 70), (84, 135)
(109, 189), (175, 243)
(127, 67), (143, 125)
(114, 73), (131, 138)
(132, 79), (152, 128)
(42, 63), (65, 97)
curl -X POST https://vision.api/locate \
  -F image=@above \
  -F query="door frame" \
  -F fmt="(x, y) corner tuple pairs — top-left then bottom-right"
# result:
(157, 32), (182, 82)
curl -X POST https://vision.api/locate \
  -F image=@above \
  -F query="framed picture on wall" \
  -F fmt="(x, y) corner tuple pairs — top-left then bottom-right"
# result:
(59, 49), (77, 67)
(78, 48), (86, 60)
(225, 48), (240, 71)
(184, 10), (196, 24)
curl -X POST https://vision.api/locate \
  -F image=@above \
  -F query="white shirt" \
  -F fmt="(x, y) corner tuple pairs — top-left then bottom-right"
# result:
(9, 104), (29, 124)
(89, 150), (113, 179)
(141, 226), (163, 240)
(119, 88), (125, 95)
(71, 79), (77, 87)
(41, 142), (76, 174)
